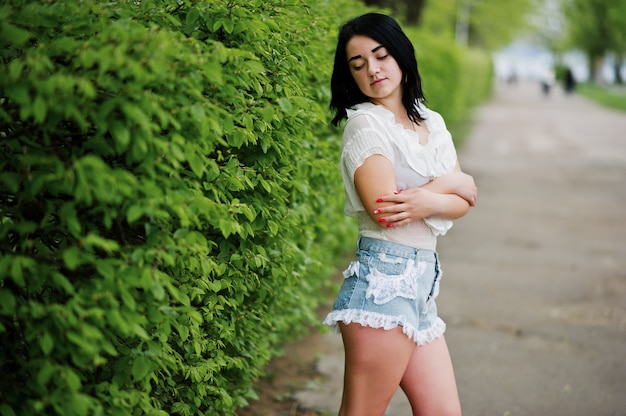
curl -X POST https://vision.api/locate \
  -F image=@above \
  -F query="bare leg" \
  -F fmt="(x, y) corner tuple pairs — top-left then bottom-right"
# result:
(338, 323), (416, 416)
(400, 336), (461, 416)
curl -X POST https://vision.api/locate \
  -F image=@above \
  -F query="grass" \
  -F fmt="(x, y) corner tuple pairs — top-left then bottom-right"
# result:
(577, 83), (626, 112)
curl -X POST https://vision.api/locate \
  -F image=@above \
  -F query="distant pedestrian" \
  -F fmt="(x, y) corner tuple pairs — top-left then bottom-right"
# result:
(324, 13), (477, 416)
(564, 67), (576, 94)
(540, 66), (555, 97)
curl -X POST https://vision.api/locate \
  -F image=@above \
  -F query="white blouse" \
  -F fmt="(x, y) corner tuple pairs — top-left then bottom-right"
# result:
(341, 102), (458, 250)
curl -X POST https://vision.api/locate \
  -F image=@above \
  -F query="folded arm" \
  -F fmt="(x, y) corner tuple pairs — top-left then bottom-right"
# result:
(372, 162), (477, 227)
(354, 155), (473, 228)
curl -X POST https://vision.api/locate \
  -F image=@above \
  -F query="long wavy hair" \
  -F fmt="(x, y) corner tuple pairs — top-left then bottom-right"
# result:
(329, 13), (426, 126)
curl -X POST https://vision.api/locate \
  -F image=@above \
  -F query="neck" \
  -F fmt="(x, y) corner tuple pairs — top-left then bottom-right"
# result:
(370, 98), (407, 123)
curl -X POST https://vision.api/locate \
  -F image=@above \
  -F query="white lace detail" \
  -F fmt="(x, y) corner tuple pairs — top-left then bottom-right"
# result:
(343, 261), (360, 279)
(365, 259), (426, 305)
(322, 310), (446, 346)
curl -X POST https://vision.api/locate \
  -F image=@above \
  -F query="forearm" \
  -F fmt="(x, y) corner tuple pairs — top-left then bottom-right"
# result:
(429, 193), (471, 220)
(420, 164), (477, 206)
(367, 163), (476, 227)
(420, 173), (461, 195)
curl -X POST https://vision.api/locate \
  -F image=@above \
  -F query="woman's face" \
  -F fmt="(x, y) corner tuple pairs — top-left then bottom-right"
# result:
(345, 35), (403, 103)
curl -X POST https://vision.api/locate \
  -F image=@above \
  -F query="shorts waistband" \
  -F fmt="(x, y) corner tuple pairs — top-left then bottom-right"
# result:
(357, 237), (437, 262)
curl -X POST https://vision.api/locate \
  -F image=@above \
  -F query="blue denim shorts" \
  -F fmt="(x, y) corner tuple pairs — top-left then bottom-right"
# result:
(323, 237), (446, 345)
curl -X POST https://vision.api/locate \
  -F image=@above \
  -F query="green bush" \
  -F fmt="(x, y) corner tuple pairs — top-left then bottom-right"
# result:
(0, 1), (490, 415)
(0, 0), (365, 414)
(406, 27), (493, 133)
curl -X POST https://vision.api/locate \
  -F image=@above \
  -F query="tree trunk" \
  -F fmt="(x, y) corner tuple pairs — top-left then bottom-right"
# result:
(588, 54), (604, 84)
(614, 54), (624, 85)
(405, 0), (427, 25)
(361, 0), (427, 26)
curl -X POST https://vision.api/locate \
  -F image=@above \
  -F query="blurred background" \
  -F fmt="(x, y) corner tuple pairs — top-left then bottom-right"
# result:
(367, 0), (625, 87)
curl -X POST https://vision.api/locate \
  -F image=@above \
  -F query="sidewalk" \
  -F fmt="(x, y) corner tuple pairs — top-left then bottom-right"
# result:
(295, 81), (626, 415)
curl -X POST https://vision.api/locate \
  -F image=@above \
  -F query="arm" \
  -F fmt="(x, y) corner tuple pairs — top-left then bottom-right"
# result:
(420, 163), (477, 206)
(373, 162), (477, 227)
(353, 154), (398, 225)
(355, 155), (470, 228)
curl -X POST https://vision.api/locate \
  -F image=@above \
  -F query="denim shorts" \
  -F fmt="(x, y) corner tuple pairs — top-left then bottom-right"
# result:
(323, 237), (446, 345)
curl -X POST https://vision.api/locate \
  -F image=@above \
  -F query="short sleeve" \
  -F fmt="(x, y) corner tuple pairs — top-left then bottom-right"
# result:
(340, 113), (395, 216)
(341, 114), (394, 181)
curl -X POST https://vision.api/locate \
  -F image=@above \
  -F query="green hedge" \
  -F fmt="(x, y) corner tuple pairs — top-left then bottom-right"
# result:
(0, 0), (367, 414)
(406, 27), (493, 135)
(0, 1), (490, 415)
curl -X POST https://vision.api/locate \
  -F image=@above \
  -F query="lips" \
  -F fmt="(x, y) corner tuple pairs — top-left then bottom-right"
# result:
(370, 78), (386, 86)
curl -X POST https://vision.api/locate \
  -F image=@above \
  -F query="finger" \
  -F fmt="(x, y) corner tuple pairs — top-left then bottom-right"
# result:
(376, 188), (420, 202)
(385, 217), (413, 227)
(374, 203), (406, 215)
(381, 211), (414, 225)
(376, 194), (409, 204)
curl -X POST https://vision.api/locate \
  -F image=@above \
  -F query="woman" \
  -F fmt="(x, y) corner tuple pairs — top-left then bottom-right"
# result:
(323, 13), (477, 416)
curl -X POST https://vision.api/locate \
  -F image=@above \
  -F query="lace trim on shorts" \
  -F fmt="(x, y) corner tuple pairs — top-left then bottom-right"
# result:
(365, 258), (426, 305)
(323, 309), (446, 346)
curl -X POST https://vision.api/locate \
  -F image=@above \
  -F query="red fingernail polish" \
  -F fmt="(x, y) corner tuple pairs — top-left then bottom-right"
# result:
(378, 218), (386, 223)
(394, 190), (401, 194)
(386, 223), (393, 228)
(374, 209), (381, 214)
(376, 198), (384, 202)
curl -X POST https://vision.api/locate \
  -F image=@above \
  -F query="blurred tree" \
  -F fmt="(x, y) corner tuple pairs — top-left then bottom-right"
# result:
(562, 0), (626, 83)
(526, 0), (567, 55)
(419, 0), (533, 50)
(362, 0), (427, 25)
(606, 2), (626, 84)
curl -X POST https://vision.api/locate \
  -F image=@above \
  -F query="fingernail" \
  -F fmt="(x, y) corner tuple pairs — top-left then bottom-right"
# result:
(376, 198), (384, 202)
(386, 223), (393, 228)
(378, 218), (386, 223)
(374, 209), (381, 214)
(394, 190), (401, 194)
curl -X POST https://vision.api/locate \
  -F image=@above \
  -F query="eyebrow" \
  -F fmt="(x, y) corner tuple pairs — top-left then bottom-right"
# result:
(348, 45), (385, 62)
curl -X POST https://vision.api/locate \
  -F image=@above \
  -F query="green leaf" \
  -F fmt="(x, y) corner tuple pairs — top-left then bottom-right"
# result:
(0, 289), (16, 313)
(65, 368), (82, 391)
(40, 331), (54, 356)
(0, 405), (16, 416)
(33, 95), (47, 123)
(131, 356), (152, 380)
(110, 122), (131, 150)
(268, 221), (279, 236)
(260, 105), (274, 123)
(185, 7), (199, 26)
(151, 283), (165, 300)
(186, 149), (205, 178)
(1, 23), (31, 47)
(8, 60), (24, 82)
(9, 257), (26, 288)
(126, 204), (144, 224)
(36, 362), (56, 388)
(51, 272), (75, 294)
(60, 203), (81, 237)
(83, 233), (120, 252)
(62, 246), (82, 270)
(278, 98), (293, 114)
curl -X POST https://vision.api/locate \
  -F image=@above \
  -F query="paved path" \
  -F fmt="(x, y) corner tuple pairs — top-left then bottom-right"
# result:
(295, 81), (626, 415)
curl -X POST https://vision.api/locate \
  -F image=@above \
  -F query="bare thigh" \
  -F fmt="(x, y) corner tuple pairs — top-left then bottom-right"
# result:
(338, 323), (416, 416)
(400, 336), (461, 416)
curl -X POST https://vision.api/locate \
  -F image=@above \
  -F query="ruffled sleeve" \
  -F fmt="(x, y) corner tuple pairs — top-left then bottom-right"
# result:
(340, 113), (395, 216)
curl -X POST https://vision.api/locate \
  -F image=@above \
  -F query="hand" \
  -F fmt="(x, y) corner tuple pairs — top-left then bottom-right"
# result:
(373, 188), (438, 227)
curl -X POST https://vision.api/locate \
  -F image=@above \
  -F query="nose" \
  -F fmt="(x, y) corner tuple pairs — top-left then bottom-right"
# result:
(367, 59), (380, 76)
